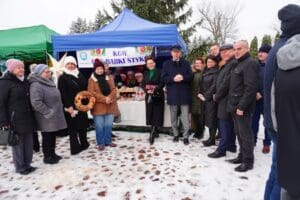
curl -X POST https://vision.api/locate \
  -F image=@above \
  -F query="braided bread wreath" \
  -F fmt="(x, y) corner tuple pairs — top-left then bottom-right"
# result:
(74, 91), (96, 112)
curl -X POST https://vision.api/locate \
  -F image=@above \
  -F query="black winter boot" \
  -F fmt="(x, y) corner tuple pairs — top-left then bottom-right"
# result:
(149, 126), (155, 145)
(202, 128), (216, 146)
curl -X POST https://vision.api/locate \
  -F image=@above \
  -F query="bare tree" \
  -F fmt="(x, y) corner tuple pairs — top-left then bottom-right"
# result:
(197, 1), (241, 44)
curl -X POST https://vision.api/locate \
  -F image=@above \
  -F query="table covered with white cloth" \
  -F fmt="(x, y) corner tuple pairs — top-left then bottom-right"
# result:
(116, 100), (171, 127)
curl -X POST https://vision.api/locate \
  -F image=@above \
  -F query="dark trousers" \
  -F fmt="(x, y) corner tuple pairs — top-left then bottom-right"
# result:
(41, 132), (56, 158)
(232, 112), (254, 165)
(12, 132), (33, 172)
(252, 100), (271, 146)
(217, 117), (236, 153)
(191, 113), (204, 137)
(33, 132), (40, 151)
(69, 129), (89, 154)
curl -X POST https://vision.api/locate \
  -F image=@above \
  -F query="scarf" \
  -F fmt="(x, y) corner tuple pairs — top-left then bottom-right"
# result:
(17, 76), (25, 82)
(63, 68), (79, 78)
(93, 73), (111, 96)
(149, 68), (156, 80)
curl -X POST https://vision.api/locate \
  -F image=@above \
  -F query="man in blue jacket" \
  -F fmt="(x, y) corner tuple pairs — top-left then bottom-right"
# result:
(161, 45), (193, 145)
(252, 45), (272, 154)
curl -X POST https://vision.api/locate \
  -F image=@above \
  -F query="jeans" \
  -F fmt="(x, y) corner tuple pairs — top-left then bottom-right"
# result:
(217, 117), (236, 153)
(169, 105), (190, 138)
(93, 114), (114, 145)
(252, 100), (271, 146)
(264, 130), (281, 200)
(12, 132), (33, 173)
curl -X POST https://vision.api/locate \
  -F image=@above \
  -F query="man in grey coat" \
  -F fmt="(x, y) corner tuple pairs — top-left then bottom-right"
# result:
(29, 64), (67, 164)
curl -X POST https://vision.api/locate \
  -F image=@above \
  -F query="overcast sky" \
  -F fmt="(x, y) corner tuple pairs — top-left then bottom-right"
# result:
(1, 0), (299, 44)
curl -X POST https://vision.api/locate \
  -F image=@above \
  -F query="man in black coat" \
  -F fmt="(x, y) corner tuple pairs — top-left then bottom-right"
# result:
(208, 44), (237, 158)
(227, 40), (259, 172)
(161, 45), (193, 145)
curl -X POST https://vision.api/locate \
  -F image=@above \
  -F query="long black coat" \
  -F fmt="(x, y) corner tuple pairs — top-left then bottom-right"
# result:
(199, 66), (219, 129)
(227, 53), (259, 113)
(142, 69), (165, 127)
(215, 57), (237, 119)
(58, 72), (89, 130)
(161, 59), (193, 105)
(0, 72), (35, 133)
(275, 67), (300, 197)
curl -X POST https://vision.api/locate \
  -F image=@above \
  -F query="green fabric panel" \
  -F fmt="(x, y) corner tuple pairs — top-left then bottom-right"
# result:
(0, 25), (58, 61)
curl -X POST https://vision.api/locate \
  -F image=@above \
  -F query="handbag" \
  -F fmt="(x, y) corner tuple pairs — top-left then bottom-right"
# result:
(0, 112), (19, 146)
(0, 127), (9, 145)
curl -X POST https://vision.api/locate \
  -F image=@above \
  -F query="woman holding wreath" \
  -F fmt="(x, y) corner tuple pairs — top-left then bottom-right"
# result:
(58, 56), (90, 155)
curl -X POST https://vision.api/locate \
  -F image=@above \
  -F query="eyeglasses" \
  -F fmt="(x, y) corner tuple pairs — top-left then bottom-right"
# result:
(44, 70), (52, 74)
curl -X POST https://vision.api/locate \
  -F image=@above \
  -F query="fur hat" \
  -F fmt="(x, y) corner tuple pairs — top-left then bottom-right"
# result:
(64, 56), (77, 67)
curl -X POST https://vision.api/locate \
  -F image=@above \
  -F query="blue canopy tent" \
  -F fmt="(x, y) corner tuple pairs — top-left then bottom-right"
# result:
(52, 8), (187, 58)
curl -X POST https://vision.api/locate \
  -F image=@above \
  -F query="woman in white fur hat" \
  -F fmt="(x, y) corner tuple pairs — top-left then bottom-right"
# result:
(57, 56), (90, 155)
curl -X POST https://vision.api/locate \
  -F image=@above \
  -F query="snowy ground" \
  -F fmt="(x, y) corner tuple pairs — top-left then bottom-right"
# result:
(0, 129), (271, 200)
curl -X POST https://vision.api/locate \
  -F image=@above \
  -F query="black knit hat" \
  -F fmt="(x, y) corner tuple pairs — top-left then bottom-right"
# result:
(259, 45), (272, 53)
(278, 4), (300, 37)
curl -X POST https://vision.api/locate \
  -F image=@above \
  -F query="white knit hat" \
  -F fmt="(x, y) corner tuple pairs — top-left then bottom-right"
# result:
(64, 56), (77, 67)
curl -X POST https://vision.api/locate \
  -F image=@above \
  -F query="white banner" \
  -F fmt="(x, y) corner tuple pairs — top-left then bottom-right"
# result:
(76, 46), (152, 68)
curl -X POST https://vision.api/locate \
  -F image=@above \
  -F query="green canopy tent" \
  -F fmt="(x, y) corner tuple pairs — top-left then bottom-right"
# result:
(0, 25), (58, 64)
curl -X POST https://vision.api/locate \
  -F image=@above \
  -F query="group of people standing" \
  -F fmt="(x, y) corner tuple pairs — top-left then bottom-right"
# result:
(143, 4), (300, 200)
(0, 56), (118, 175)
(152, 42), (260, 173)
(0, 3), (299, 199)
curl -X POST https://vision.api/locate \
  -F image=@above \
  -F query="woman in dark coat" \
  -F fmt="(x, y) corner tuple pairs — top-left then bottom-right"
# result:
(29, 64), (67, 164)
(142, 56), (165, 145)
(190, 57), (205, 139)
(58, 56), (90, 155)
(198, 55), (219, 146)
(0, 59), (36, 175)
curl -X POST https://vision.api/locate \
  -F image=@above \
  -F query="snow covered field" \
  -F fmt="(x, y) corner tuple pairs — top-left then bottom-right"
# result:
(0, 130), (271, 200)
